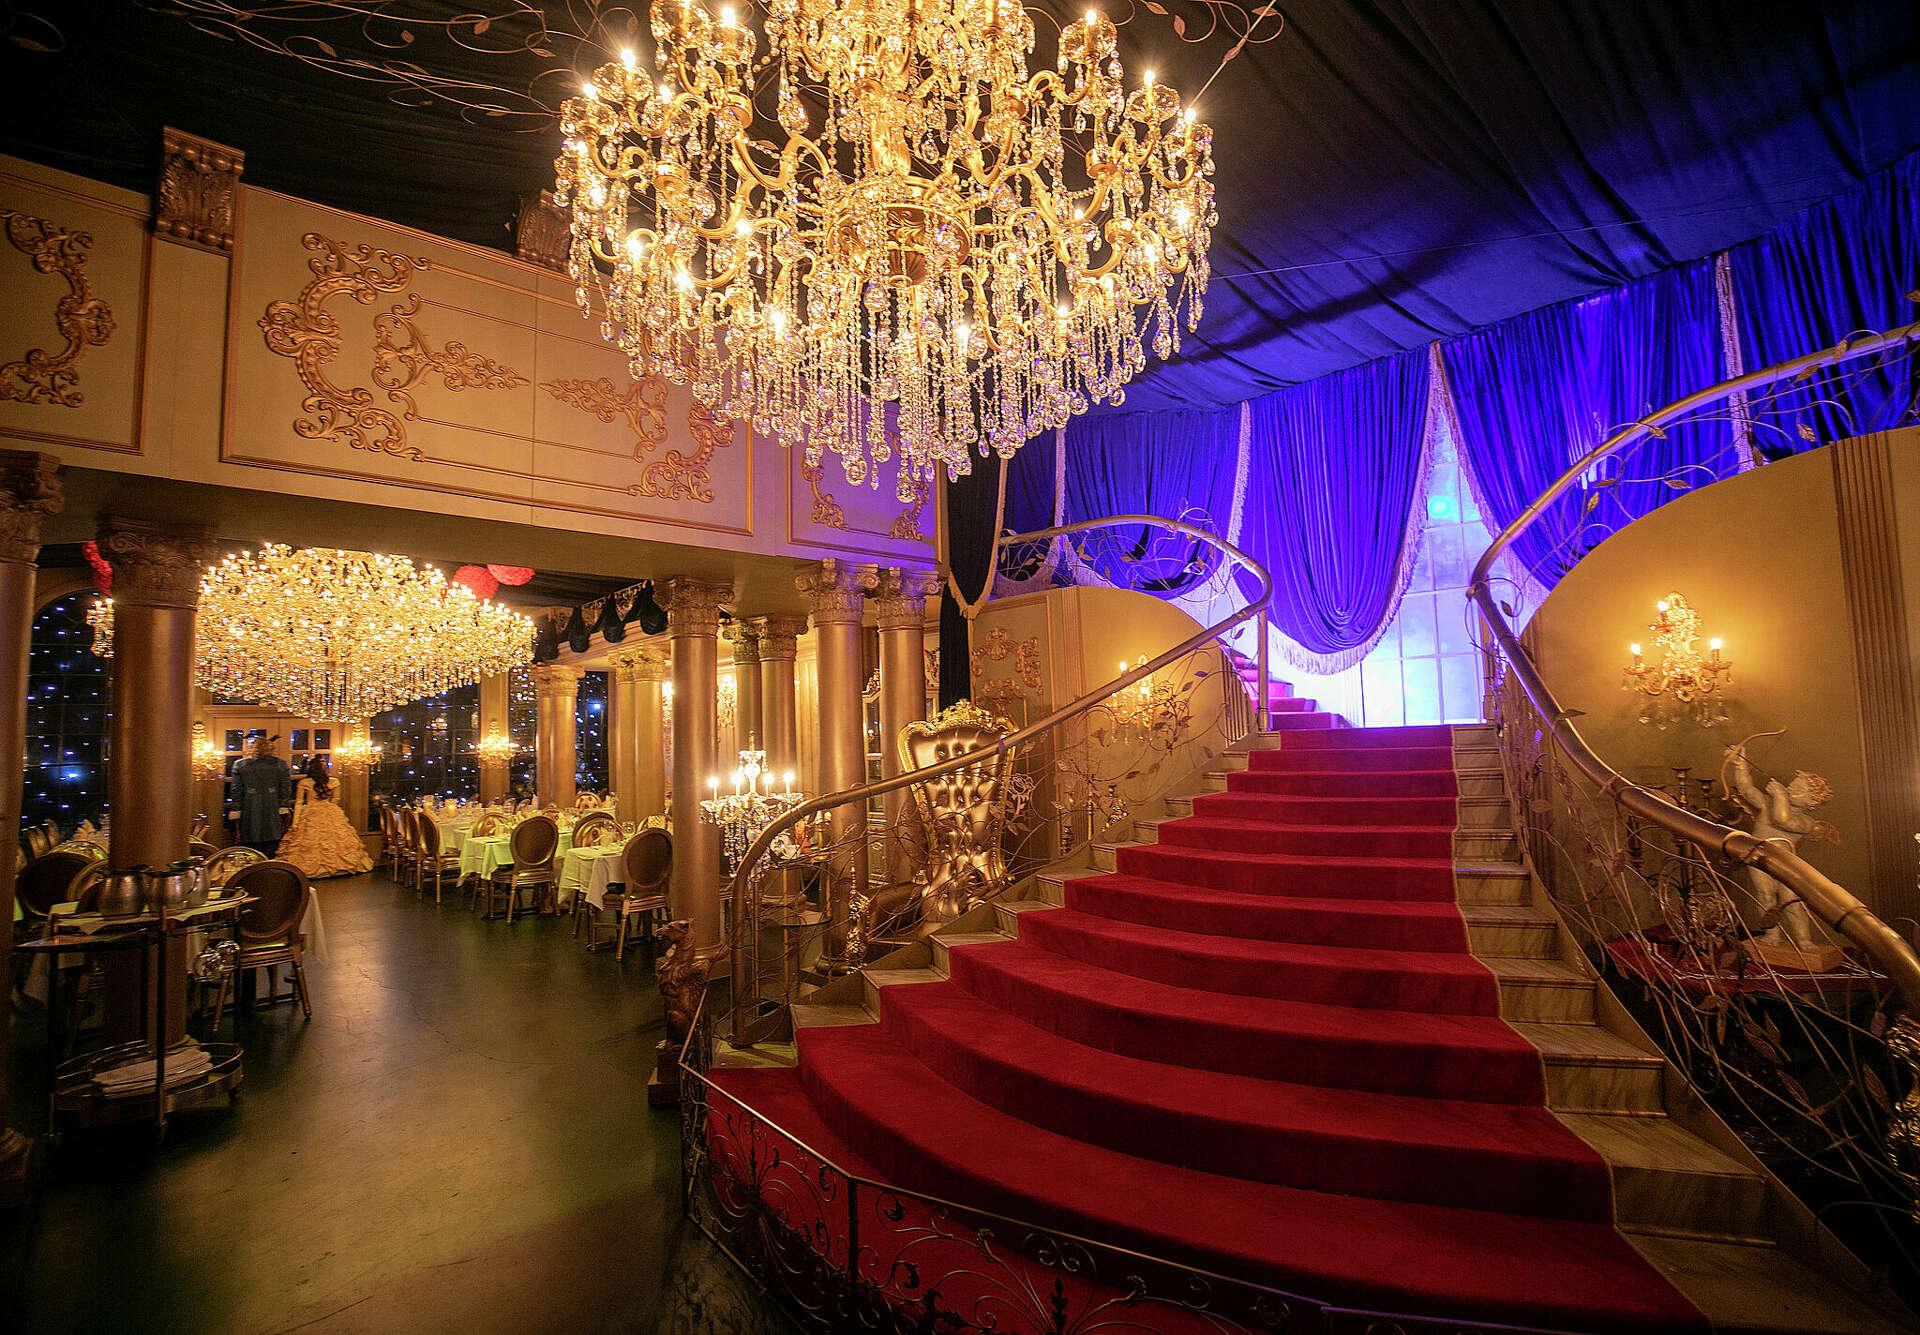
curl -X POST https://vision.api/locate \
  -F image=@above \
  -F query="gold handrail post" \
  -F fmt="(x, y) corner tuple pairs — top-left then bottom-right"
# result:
(1254, 610), (1269, 736)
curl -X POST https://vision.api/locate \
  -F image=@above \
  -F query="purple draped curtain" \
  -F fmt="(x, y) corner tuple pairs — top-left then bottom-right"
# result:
(1442, 258), (1725, 585)
(1238, 350), (1431, 666)
(1729, 152), (1920, 455)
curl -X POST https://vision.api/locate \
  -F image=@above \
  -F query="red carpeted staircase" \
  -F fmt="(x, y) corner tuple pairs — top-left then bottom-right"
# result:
(708, 721), (1900, 1332)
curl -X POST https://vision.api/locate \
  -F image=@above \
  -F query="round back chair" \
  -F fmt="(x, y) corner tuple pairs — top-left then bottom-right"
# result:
(188, 838), (218, 861)
(23, 825), (52, 859)
(18, 849), (98, 920)
(622, 829), (672, 897)
(229, 860), (311, 944)
(205, 845), (267, 887)
(67, 860), (107, 912)
(510, 814), (559, 868)
(572, 811), (616, 848)
(471, 813), (504, 837)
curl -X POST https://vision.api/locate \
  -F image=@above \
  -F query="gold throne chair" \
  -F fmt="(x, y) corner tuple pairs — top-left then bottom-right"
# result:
(865, 701), (1016, 942)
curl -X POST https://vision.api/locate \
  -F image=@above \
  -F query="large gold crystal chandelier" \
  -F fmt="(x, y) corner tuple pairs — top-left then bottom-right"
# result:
(92, 547), (535, 722)
(557, 0), (1215, 500)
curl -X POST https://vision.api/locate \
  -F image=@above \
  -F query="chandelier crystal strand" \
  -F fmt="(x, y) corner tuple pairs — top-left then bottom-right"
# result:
(556, 0), (1214, 501)
(92, 547), (536, 722)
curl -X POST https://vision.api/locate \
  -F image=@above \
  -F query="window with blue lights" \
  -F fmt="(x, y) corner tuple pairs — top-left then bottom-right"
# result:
(24, 592), (110, 835)
(575, 670), (608, 792)
(367, 683), (481, 819)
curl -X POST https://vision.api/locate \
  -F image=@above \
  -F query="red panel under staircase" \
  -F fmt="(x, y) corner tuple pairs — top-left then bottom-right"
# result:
(711, 723), (1707, 1333)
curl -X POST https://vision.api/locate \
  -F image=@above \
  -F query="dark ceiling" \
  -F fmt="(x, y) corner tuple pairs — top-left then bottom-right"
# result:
(2, 1), (1914, 412)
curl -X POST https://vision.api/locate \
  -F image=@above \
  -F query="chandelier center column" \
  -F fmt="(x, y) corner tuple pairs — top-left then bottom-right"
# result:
(0, 452), (59, 1203)
(752, 615), (808, 780)
(797, 559), (878, 972)
(98, 514), (219, 1047)
(874, 567), (941, 889)
(533, 665), (581, 809)
(663, 577), (733, 960)
(727, 624), (764, 752)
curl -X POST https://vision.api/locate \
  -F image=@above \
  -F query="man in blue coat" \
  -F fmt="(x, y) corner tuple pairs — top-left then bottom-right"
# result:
(229, 734), (294, 853)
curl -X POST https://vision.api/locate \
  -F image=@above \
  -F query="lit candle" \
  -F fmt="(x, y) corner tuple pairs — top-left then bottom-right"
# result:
(1629, 643), (1643, 665)
(1708, 637), (1723, 662)
(709, 775), (719, 801)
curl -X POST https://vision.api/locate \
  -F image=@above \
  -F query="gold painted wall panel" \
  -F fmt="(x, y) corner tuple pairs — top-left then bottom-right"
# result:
(223, 187), (749, 535)
(0, 167), (148, 455)
(785, 445), (934, 560)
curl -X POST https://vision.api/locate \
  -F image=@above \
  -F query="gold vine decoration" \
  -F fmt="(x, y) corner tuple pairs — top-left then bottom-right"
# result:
(0, 209), (116, 409)
(257, 231), (726, 499)
(801, 458), (852, 531)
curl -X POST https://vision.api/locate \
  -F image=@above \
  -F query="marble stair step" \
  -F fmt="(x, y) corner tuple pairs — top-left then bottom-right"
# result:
(1515, 1021), (1668, 1115)
(1626, 1233), (1911, 1335)
(1560, 1112), (1768, 1240)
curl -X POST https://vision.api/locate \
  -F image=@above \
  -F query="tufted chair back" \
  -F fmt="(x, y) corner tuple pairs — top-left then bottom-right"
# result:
(898, 701), (1016, 915)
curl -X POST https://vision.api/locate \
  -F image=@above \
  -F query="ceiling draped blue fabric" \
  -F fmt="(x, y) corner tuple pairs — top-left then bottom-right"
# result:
(0, 3), (1911, 411)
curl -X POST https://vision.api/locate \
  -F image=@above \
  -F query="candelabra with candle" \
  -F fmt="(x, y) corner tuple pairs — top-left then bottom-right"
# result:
(697, 740), (807, 878)
(1623, 592), (1732, 728)
(1109, 655), (1191, 748)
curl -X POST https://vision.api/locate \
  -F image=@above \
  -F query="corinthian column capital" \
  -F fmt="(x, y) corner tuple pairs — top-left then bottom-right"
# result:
(750, 614), (809, 661)
(608, 646), (668, 683)
(532, 663), (583, 698)
(660, 576), (733, 638)
(795, 558), (878, 625)
(96, 515), (217, 609)
(723, 621), (762, 665)
(0, 450), (62, 566)
(872, 566), (942, 630)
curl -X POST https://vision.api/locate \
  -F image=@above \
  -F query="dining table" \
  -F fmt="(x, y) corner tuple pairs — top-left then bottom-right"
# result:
(558, 843), (626, 910)
(456, 823), (575, 882)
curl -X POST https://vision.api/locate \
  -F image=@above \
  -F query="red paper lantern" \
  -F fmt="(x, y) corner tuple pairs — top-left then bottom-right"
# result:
(487, 564), (535, 586)
(452, 564), (500, 600)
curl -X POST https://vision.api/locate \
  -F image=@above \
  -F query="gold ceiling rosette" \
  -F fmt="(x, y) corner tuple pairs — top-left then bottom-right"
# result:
(91, 546), (535, 722)
(557, 0), (1215, 501)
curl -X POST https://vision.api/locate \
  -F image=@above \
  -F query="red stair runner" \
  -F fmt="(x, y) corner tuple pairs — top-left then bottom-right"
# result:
(712, 723), (1706, 1333)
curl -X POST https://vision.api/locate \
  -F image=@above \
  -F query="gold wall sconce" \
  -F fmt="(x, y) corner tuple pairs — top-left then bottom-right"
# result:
(190, 721), (226, 782)
(1623, 592), (1732, 728)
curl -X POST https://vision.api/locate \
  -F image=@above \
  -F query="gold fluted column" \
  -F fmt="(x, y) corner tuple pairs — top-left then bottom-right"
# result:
(533, 664), (581, 809)
(477, 671), (511, 804)
(0, 453), (59, 1204)
(628, 649), (670, 822)
(796, 559), (878, 971)
(663, 577), (732, 959)
(727, 624), (763, 753)
(874, 567), (941, 889)
(606, 649), (653, 823)
(99, 514), (219, 1048)
(752, 614), (808, 781)
(337, 720), (372, 844)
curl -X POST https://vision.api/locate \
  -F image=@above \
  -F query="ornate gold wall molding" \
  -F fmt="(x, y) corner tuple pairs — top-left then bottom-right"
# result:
(541, 375), (667, 459)
(801, 458), (852, 531)
(890, 474), (931, 542)
(970, 624), (1042, 690)
(514, 190), (570, 273)
(0, 209), (115, 409)
(156, 128), (244, 255)
(258, 233), (427, 456)
(256, 230), (728, 502)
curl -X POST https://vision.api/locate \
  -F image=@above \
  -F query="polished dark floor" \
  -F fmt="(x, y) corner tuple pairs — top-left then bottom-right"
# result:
(4, 872), (788, 1335)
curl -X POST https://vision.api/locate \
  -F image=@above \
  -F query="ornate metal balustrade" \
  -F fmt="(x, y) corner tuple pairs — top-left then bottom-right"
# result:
(1469, 324), (1920, 1283)
(729, 514), (1273, 1035)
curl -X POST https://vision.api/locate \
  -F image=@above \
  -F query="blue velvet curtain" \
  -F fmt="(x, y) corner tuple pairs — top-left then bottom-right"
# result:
(1238, 349), (1430, 665)
(1729, 153), (1920, 455)
(1442, 258), (1725, 584)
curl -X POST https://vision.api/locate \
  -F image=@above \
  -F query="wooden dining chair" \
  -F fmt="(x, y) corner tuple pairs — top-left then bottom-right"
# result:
(23, 825), (52, 859)
(204, 845), (267, 888)
(589, 830), (672, 964)
(571, 810), (616, 849)
(416, 815), (462, 904)
(482, 814), (557, 923)
(219, 860), (313, 1024)
(16, 849), (98, 927)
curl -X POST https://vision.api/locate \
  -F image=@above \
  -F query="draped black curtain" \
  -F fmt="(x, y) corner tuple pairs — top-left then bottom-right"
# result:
(939, 459), (1001, 709)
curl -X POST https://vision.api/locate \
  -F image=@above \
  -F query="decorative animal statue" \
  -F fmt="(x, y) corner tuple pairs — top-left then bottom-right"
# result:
(651, 918), (704, 1105)
(1722, 734), (1839, 947)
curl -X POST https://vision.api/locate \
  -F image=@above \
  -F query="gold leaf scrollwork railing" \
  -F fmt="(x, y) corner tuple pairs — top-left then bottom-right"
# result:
(1468, 322), (1920, 1245)
(724, 514), (1275, 1047)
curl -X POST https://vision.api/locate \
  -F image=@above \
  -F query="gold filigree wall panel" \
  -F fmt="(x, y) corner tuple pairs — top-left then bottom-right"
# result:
(226, 187), (748, 535)
(0, 169), (146, 454)
(785, 442), (935, 560)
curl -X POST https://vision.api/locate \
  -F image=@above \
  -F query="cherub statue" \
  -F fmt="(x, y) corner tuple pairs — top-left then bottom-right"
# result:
(1722, 733), (1839, 947)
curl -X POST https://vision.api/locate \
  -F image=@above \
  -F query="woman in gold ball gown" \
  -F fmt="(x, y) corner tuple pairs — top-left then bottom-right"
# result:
(277, 756), (372, 878)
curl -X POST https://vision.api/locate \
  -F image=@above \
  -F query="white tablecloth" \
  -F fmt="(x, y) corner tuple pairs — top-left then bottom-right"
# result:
(458, 826), (573, 881)
(559, 845), (626, 909)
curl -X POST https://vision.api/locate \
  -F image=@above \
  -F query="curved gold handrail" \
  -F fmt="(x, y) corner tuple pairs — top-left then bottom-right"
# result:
(1467, 322), (1920, 1008)
(727, 513), (1274, 1043)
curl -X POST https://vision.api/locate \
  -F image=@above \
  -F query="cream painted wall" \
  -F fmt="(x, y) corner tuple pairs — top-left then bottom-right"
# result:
(1530, 439), (1920, 913)
(0, 153), (935, 571)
